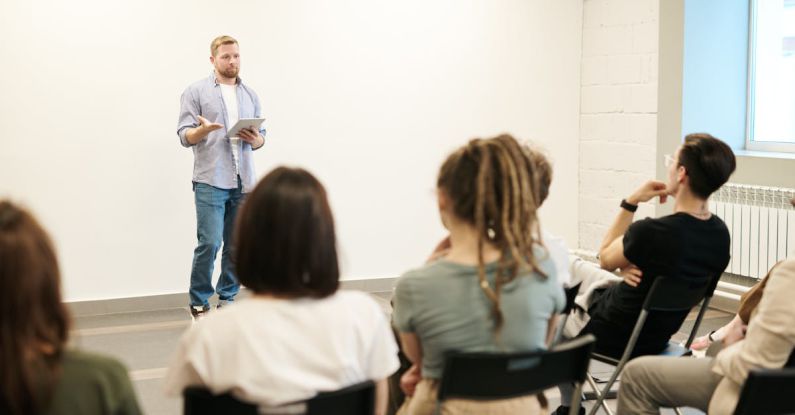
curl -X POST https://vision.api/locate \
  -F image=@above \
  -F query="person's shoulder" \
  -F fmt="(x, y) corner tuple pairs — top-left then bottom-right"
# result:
(628, 214), (682, 235)
(396, 261), (450, 288)
(530, 244), (557, 273)
(334, 289), (381, 309)
(706, 214), (729, 231)
(775, 256), (795, 275)
(635, 214), (667, 227)
(663, 213), (730, 238)
(184, 76), (213, 93)
(705, 216), (731, 245)
(331, 291), (390, 327)
(61, 349), (130, 382)
(656, 212), (724, 227)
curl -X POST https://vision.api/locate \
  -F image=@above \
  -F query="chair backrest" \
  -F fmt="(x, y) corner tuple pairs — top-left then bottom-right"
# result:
(599, 275), (715, 361)
(563, 282), (582, 314)
(183, 381), (375, 415)
(306, 381), (375, 414)
(437, 335), (595, 401)
(183, 387), (257, 415)
(733, 368), (795, 415)
(551, 282), (583, 346)
(642, 275), (713, 312)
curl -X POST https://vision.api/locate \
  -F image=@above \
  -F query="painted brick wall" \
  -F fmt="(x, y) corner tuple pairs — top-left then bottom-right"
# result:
(579, 0), (660, 251)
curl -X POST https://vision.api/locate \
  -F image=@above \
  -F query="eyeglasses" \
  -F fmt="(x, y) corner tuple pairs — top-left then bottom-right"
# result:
(664, 154), (676, 168)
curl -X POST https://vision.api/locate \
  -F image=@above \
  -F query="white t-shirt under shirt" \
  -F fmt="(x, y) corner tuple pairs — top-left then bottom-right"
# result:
(219, 83), (241, 175)
(163, 290), (399, 409)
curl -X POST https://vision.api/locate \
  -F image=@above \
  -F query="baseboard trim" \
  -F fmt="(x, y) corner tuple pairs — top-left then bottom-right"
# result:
(66, 278), (398, 317)
(340, 277), (397, 293)
(67, 293), (189, 317)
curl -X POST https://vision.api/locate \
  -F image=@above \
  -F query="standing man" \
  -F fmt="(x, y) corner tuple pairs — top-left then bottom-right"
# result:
(177, 35), (266, 319)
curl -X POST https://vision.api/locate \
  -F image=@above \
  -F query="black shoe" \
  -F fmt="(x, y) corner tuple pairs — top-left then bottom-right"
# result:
(190, 304), (210, 321)
(552, 406), (585, 415)
(216, 299), (234, 309)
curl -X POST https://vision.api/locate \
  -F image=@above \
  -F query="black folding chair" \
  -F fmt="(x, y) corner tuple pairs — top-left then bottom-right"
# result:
(586, 275), (717, 415)
(436, 335), (596, 415)
(183, 380), (375, 415)
(733, 348), (795, 414)
(733, 368), (795, 415)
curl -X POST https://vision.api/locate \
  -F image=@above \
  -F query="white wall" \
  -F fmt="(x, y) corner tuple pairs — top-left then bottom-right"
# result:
(578, 0), (660, 251)
(0, 0), (582, 302)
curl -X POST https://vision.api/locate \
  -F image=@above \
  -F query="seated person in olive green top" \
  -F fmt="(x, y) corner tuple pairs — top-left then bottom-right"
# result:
(392, 134), (565, 415)
(0, 200), (142, 415)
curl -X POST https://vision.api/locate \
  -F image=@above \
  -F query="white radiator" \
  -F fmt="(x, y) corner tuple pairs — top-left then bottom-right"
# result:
(710, 184), (795, 280)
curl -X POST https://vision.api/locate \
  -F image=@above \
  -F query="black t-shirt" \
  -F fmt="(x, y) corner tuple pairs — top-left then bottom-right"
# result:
(582, 212), (731, 358)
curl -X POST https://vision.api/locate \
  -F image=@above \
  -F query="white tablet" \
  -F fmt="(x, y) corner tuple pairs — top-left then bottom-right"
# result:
(226, 117), (266, 138)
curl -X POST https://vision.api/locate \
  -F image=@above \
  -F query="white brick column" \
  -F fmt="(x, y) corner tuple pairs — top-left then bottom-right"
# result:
(578, 0), (660, 251)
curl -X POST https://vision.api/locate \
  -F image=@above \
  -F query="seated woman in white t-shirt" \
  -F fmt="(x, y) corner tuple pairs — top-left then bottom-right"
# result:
(164, 167), (400, 414)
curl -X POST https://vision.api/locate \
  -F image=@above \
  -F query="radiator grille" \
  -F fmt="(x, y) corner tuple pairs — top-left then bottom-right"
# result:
(710, 184), (795, 280)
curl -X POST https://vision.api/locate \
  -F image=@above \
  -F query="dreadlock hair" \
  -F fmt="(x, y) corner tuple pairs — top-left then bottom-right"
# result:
(437, 134), (545, 331)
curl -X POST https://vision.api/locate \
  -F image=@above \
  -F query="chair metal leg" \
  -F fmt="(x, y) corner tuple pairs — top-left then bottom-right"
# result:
(587, 373), (616, 415)
(585, 374), (612, 415)
(588, 311), (650, 415)
(684, 297), (712, 349)
(570, 382), (584, 415)
(585, 373), (601, 399)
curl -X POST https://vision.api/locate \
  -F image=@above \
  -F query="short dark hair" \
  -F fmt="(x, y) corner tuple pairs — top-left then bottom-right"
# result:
(234, 167), (339, 298)
(677, 133), (736, 199)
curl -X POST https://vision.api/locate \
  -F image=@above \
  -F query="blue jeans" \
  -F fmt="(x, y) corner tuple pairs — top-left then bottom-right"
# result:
(189, 180), (244, 307)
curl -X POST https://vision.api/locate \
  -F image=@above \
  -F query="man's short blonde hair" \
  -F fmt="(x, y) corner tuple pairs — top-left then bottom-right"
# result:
(210, 35), (238, 57)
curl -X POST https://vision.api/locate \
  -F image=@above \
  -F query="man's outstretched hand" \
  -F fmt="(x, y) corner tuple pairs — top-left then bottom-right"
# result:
(197, 115), (223, 133)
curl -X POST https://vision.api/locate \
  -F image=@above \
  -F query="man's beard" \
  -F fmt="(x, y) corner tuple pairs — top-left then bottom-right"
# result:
(220, 66), (239, 79)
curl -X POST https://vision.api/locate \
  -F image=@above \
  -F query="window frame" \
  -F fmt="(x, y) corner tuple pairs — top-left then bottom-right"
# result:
(745, 0), (795, 153)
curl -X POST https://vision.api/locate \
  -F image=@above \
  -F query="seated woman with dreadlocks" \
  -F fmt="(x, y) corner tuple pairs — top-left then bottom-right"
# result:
(392, 134), (565, 414)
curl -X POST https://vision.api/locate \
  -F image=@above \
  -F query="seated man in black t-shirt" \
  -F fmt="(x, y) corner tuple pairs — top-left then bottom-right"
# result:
(554, 133), (736, 415)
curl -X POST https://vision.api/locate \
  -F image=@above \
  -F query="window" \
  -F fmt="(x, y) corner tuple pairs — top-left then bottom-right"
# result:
(747, 0), (795, 152)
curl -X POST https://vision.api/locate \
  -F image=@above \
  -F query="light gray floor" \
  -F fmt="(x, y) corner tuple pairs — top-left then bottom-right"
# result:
(71, 290), (731, 415)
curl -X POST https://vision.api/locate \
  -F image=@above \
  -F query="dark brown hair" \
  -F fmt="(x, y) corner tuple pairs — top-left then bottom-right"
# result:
(234, 167), (339, 298)
(437, 134), (544, 330)
(678, 133), (736, 199)
(525, 146), (553, 205)
(0, 201), (69, 415)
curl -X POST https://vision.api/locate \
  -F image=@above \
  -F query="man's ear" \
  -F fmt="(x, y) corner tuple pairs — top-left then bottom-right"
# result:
(437, 188), (448, 212)
(677, 165), (687, 184)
